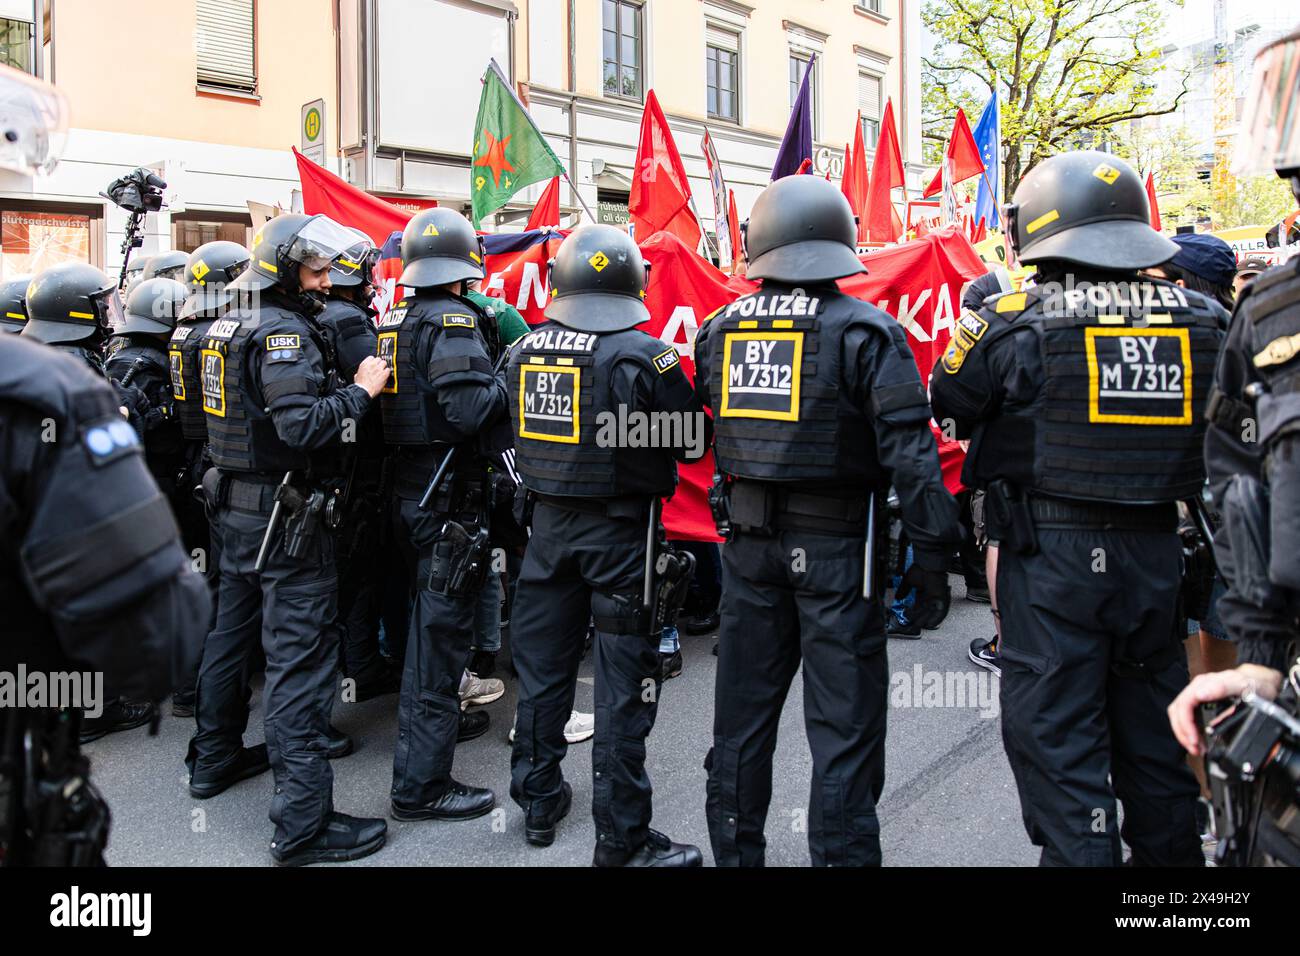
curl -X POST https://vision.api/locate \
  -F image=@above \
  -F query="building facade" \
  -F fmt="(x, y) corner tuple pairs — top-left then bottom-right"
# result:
(0, 0), (921, 280)
(341, 0), (922, 239)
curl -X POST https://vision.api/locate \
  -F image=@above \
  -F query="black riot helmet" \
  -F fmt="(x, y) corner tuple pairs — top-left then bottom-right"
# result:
(743, 175), (867, 284)
(331, 227), (380, 290)
(0, 274), (31, 332)
(123, 256), (149, 281)
(1004, 151), (1177, 271)
(231, 213), (363, 295)
(398, 208), (485, 288)
(142, 249), (188, 282)
(121, 277), (188, 336)
(22, 262), (122, 345)
(544, 223), (650, 332)
(180, 239), (251, 318)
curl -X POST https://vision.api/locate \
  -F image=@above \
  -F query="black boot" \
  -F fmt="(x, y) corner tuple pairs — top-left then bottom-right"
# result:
(593, 829), (703, 867)
(525, 781), (573, 847)
(189, 744), (271, 799)
(270, 812), (387, 866)
(327, 725), (355, 760)
(458, 710), (489, 742)
(80, 698), (157, 744)
(391, 780), (496, 822)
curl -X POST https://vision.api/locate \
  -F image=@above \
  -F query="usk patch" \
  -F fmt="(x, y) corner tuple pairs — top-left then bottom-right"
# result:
(442, 313), (476, 329)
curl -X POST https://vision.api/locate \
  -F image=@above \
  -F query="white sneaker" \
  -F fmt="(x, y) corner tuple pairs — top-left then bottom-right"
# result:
(507, 711), (596, 745)
(563, 710), (595, 744)
(460, 673), (505, 707)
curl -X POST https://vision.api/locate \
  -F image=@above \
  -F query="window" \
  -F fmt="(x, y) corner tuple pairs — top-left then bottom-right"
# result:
(602, 0), (642, 101)
(171, 211), (253, 255)
(1, 201), (103, 279)
(789, 53), (817, 138)
(857, 0), (884, 14)
(858, 72), (882, 149)
(0, 16), (32, 73)
(706, 28), (739, 123)
(196, 0), (256, 94)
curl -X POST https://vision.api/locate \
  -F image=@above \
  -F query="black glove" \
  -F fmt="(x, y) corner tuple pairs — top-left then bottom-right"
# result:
(897, 563), (951, 630)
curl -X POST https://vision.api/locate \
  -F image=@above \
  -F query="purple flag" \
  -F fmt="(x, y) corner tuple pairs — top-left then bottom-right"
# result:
(771, 54), (814, 180)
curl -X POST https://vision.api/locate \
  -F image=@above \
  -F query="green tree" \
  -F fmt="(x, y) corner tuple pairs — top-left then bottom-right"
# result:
(1214, 175), (1296, 231)
(1112, 122), (1211, 229)
(923, 0), (1189, 198)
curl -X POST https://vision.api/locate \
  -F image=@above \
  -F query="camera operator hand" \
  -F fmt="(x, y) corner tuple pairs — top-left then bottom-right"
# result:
(353, 356), (390, 398)
(1167, 664), (1285, 755)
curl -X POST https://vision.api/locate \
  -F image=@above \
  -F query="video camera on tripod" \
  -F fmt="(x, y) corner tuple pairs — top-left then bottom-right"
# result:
(99, 167), (167, 290)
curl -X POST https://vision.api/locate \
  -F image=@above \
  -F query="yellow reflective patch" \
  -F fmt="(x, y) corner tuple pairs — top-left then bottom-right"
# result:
(192, 260), (210, 281)
(6, 311), (24, 320)
(588, 251), (609, 272)
(1085, 327), (1192, 425)
(200, 348), (226, 418)
(719, 331), (803, 422)
(169, 349), (185, 399)
(259, 259), (278, 274)
(995, 292), (1027, 313)
(377, 331), (398, 392)
(469, 251), (482, 263)
(337, 258), (360, 270)
(518, 363), (581, 443)
(1025, 210), (1059, 234)
(1093, 163), (1120, 185)
(422, 223), (440, 237)
(1254, 332), (1300, 368)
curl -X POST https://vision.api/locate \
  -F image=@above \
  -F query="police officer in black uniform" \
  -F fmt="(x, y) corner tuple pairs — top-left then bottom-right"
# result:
(142, 249), (188, 283)
(695, 175), (960, 867)
(318, 229), (398, 700)
(21, 262), (122, 375)
(1, 332), (210, 865)
(105, 277), (187, 492)
(1168, 33), (1300, 835)
(379, 207), (504, 823)
(0, 275), (31, 333)
(186, 213), (392, 865)
(167, 240), (252, 717)
(508, 224), (709, 865)
(931, 151), (1224, 866)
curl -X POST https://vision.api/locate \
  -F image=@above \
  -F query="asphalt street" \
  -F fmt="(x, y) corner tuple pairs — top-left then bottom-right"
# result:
(89, 578), (1039, 867)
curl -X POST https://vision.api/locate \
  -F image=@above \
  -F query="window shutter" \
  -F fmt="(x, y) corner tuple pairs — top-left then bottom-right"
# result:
(706, 25), (739, 53)
(197, 0), (255, 92)
(858, 72), (881, 121)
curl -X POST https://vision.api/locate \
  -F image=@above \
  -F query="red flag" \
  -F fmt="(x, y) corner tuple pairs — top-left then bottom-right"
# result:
(844, 118), (871, 244)
(293, 147), (413, 244)
(727, 188), (743, 275)
(526, 176), (561, 230)
(865, 99), (904, 243)
(1145, 172), (1162, 232)
(970, 217), (987, 244)
(629, 90), (701, 248)
(922, 109), (985, 198)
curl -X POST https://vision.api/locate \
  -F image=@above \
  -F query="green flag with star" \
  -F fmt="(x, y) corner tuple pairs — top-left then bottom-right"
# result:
(470, 60), (565, 228)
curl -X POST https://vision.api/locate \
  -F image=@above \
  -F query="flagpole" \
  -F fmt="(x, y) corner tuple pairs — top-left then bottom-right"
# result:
(487, 58), (595, 223)
(688, 194), (721, 261)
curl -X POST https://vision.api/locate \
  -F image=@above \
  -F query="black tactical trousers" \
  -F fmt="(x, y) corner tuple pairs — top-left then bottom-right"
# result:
(172, 448), (220, 706)
(187, 499), (339, 854)
(390, 495), (477, 805)
(706, 529), (888, 867)
(336, 490), (387, 686)
(510, 501), (662, 855)
(997, 526), (1202, 866)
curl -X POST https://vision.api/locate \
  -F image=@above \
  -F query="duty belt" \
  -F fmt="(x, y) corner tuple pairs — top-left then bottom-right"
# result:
(226, 476), (282, 513)
(731, 479), (869, 536)
(535, 493), (651, 522)
(1028, 495), (1178, 532)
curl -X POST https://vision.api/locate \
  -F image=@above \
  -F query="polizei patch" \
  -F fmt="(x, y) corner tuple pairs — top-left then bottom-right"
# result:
(1086, 327), (1192, 425)
(719, 332), (803, 421)
(518, 363), (580, 443)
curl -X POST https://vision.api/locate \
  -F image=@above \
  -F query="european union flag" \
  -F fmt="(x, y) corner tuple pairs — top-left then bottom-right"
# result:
(972, 92), (1000, 230)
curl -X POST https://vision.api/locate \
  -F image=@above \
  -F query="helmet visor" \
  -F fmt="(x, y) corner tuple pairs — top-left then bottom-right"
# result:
(1234, 31), (1300, 176)
(1001, 203), (1021, 271)
(93, 285), (125, 331)
(335, 239), (379, 278)
(286, 215), (363, 274)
